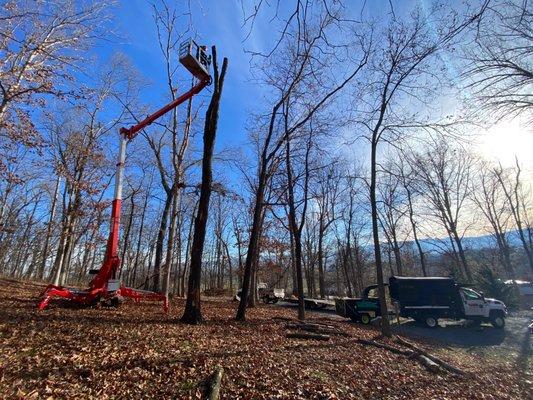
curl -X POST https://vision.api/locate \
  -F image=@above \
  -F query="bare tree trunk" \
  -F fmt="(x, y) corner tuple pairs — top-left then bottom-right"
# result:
(182, 48), (228, 324)
(37, 175), (61, 280)
(153, 192), (172, 292)
(181, 200), (198, 296)
(131, 189), (149, 287)
(405, 186), (427, 276)
(317, 221), (326, 299)
(371, 138), (391, 337)
(162, 184), (180, 297)
(284, 136), (306, 320)
(120, 191), (136, 277)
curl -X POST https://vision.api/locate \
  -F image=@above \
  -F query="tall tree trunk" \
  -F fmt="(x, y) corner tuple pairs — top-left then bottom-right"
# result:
(284, 137), (305, 320)
(131, 190), (149, 287)
(317, 222), (326, 298)
(153, 192), (172, 292)
(120, 191), (136, 277)
(37, 175), (61, 280)
(182, 48), (227, 324)
(370, 138), (391, 337)
(181, 201), (197, 297)
(403, 183), (427, 276)
(163, 182), (180, 297)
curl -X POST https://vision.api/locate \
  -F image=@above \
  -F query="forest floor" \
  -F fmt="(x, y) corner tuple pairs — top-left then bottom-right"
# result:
(0, 278), (529, 400)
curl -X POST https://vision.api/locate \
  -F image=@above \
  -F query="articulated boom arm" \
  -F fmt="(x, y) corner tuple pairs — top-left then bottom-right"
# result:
(38, 42), (211, 312)
(121, 77), (211, 140)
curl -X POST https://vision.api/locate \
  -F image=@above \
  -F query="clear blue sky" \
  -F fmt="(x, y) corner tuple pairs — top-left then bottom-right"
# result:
(85, 0), (530, 182)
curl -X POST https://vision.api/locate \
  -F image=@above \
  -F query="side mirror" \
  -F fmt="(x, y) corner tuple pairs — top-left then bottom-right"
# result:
(479, 291), (485, 301)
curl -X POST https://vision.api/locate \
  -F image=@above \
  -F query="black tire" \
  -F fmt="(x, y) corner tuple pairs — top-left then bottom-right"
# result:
(424, 316), (438, 328)
(272, 298), (279, 304)
(349, 314), (360, 323)
(490, 312), (505, 329)
(360, 313), (371, 325)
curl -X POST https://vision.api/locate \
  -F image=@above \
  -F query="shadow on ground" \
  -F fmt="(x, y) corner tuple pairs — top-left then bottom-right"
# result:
(391, 320), (509, 347)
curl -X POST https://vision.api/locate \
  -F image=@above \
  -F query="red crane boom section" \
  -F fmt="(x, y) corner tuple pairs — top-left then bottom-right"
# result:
(121, 77), (210, 140)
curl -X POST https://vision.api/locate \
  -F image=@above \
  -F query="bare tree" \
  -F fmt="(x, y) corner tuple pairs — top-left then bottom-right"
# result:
(356, 3), (487, 336)
(466, 0), (533, 123)
(494, 160), (533, 273)
(0, 0), (110, 178)
(472, 161), (515, 278)
(181, 47), (228, 324)
(396, 156), (428, 276)
(411, 140), (474, 282)
(236, 1), (369, 321)
(377, 165), (408, 277)
(313, 165), (342, 297)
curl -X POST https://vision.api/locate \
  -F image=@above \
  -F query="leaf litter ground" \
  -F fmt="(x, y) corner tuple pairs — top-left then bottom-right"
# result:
(0, 279), (527, 399)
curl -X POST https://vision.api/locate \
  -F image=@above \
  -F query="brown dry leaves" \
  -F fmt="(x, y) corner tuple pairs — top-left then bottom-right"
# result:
(0, 279), (525, 399)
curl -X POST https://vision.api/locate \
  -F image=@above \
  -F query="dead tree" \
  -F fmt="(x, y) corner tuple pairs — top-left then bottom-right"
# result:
(181, 47), (228, 324)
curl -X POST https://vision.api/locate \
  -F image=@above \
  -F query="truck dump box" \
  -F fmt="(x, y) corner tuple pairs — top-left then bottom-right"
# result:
(389, 276), (463, 319)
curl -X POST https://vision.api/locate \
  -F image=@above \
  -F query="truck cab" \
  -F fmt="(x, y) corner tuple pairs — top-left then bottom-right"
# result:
(459, 286), (507, 328)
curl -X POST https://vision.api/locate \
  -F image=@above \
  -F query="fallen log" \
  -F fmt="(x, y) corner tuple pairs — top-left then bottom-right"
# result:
(356, 339), (411, 356)
(285, 323), (350, 337)
(286, 331), (330, 341)
(272, 316), (294, 322)
(395, 336), (467, 376)
(358, 339), (442, 373)
(207, 365), (224, 400)
(410, 353), (441, 373)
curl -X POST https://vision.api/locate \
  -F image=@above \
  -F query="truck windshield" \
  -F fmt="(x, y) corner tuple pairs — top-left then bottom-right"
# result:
(460, 287), (482, 300)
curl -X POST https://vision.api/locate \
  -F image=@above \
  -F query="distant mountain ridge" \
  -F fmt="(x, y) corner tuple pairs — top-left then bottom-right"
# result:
(416, 229), (526, 253)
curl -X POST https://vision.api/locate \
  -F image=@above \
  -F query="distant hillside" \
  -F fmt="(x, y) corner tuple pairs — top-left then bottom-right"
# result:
(416, 230), (526, 253)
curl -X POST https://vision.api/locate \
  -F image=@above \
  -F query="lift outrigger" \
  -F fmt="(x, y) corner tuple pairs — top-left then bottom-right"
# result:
(38, 40), (212, 313)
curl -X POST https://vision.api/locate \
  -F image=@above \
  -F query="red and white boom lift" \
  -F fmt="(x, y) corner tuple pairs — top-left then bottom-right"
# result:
(38, 40), (212, 313)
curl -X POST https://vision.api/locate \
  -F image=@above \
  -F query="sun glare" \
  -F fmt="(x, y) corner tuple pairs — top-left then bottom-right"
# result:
(478, 119), (533, 168)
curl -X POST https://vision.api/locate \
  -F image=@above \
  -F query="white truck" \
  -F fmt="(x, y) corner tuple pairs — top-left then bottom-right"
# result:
(234, 283), (285, 304)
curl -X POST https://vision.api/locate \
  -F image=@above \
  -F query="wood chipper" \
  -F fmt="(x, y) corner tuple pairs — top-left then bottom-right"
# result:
(38, 40), (212, 313)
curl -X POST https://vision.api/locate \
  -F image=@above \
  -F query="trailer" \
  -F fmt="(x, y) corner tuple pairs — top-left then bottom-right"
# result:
(284, 297), (335, 310)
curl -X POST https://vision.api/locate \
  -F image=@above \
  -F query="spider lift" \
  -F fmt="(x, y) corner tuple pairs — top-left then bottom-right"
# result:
(38, 40), (212, 313)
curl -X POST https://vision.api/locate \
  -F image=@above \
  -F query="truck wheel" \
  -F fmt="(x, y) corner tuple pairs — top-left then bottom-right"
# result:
(424, 316), (438, 328)
(349, 314), (360, 323)
(490, 312), (505, 329)
(360, 313), (371, 325)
